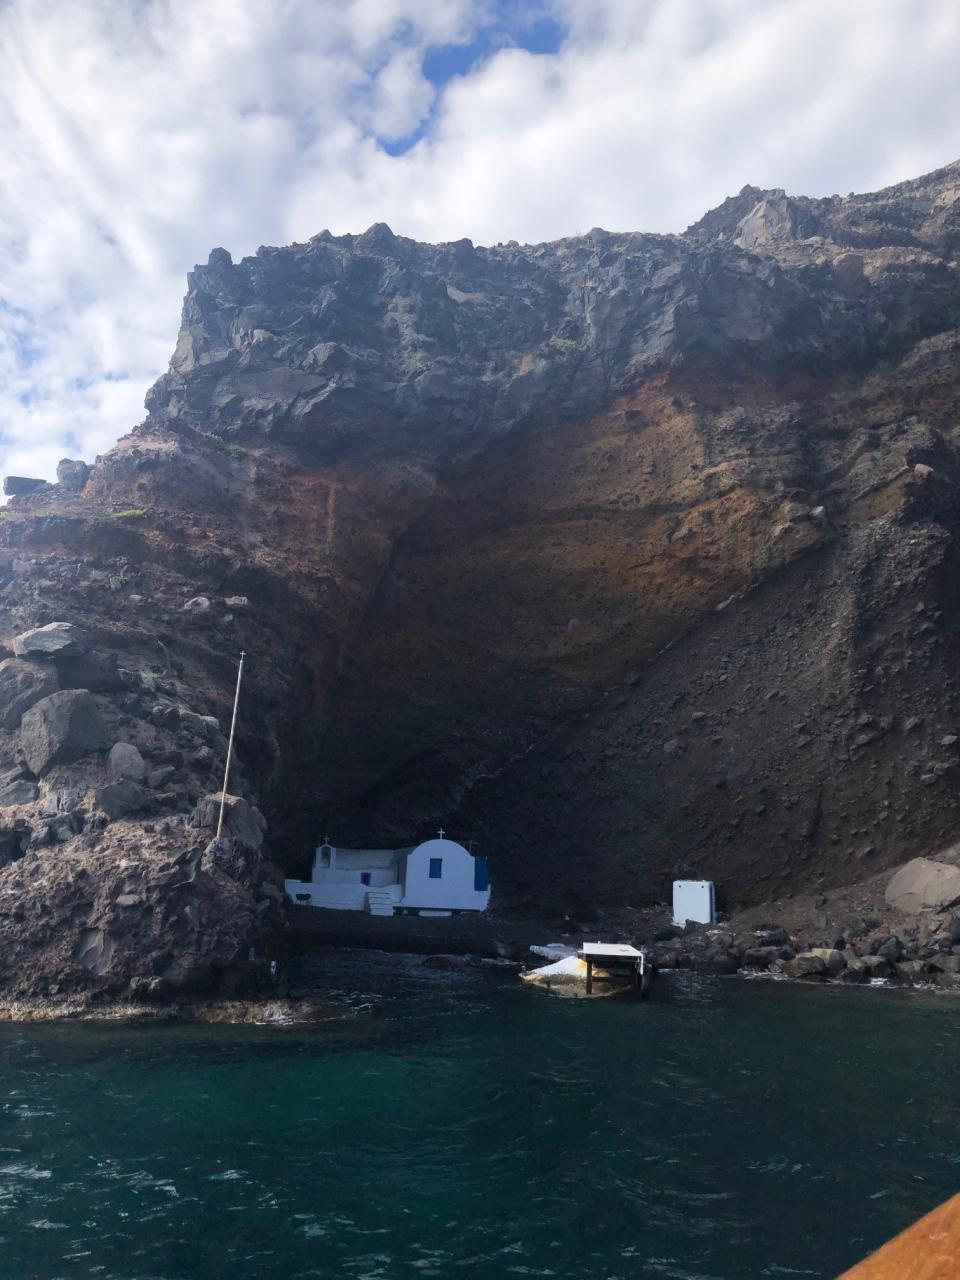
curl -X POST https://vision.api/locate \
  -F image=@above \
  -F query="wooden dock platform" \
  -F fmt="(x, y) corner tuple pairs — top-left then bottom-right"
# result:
(578, 942), (645, 994)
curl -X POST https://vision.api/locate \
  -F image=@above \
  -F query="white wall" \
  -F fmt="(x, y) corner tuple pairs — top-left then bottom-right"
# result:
(400, 839), (491, 912)
(311, 868), (396, 887)
(284, 878), (367, 910)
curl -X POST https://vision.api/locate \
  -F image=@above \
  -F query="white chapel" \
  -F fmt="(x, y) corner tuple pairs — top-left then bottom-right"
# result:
(284, 830), (491, 917)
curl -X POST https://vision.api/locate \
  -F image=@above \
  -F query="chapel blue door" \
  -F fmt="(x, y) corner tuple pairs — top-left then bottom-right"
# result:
(473, 856), (488, 892)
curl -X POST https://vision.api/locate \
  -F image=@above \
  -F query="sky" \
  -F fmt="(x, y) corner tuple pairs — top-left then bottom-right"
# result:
(1, 0), (959, 484)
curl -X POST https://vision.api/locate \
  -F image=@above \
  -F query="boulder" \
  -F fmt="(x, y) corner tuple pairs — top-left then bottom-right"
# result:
(0, 777), (39, 807)
(56, 458), (90, 490)
(0, 820), (32, 868)
(182, 596), (212, 613)
(74, 928), (115, 977)
(50, 812), (83, 842)
(884, 857), (960, 914)
(701, 949), (741, 974)
(743, 945), (793, 969)
(151, 703), (182, 730)
(147, 765), (177, 789)
(19, 690), (110, 775)
(652, 924), (683, 942)
(94, 780), (153, 820)
(876, 935), (904, 963)
(894, 961), (925, 986)
(808, 947), (845, 976)
(54, 650), (124, 693)
(39, 782), (85, 816)
(0, 657), (59, 730)
(786, 952), (827, 979)
(839, 956), (870, 984)
(108, 741), (146, 782)
(179, 709), (208, 734)
(859, 955), (893, 980)
(753, 926), (790, 947)
(191, 792), (266, 851)
(3, 476), (47, 496)
(13, 622), (92, 658)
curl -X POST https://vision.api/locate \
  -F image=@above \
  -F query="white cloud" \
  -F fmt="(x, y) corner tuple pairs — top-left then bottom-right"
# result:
(1, 0), (959, 484)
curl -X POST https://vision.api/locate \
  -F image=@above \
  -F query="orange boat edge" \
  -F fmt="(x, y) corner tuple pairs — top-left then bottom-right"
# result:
(838, 1193), (960, 1279)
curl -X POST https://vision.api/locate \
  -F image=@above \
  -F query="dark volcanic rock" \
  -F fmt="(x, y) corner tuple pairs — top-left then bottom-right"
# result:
(95, 780), (153, 819)
(0, 657), (59, 730)
(14, 622), (92, 658)
(192, 793), (266, 852)
(3, 476), (47, 496)
(55, 649), (125, 693)
(4, 159), (960, 1000)
(56, 458), (90, 491)
(0, 777), (39, 807)
(18, 690), (110, 776)
(0, 821), (31, 868)
(108, 742), (146, 782)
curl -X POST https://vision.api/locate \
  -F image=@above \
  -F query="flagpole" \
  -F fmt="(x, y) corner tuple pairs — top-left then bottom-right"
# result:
(216, 651), (245, 839)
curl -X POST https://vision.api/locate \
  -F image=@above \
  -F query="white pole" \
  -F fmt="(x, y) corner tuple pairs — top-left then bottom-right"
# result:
(216, 651), (245, 839)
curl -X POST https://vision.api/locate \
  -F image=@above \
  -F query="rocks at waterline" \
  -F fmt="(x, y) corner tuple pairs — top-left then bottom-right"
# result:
(18, 689), (110, 775)
(650, 929), (960, 989)
(639, 851), (960, 992)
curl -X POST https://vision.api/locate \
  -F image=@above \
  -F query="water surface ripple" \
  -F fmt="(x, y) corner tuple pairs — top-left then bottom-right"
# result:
(1, 952), (958, 1279)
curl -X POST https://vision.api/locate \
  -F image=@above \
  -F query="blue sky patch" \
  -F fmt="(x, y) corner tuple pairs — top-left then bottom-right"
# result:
(380, 6), (567, 157)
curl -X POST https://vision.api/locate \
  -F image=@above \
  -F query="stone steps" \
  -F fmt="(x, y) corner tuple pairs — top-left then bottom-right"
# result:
(366, 889), (395, 918)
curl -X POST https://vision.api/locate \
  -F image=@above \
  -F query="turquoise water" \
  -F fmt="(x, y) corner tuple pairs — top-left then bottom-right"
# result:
(1, 954), (959, 1280)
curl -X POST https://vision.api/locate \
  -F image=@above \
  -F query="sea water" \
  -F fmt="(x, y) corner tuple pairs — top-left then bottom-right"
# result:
(1, 953), (958, 1280)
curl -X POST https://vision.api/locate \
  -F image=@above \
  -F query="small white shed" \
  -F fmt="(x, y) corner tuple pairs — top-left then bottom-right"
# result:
(673, 880), (716, 926)
(284, 831), (491, 917)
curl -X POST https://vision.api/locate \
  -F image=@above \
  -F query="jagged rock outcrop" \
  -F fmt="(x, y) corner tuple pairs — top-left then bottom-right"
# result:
(3, 159), (960, 1000)
(20, 690), (110, 776)
(56, 458), (90, 491)
(0, 659), (59, 730)
(14, 622), (91, 657)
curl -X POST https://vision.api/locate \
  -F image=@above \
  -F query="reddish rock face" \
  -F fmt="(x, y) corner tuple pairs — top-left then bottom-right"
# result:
(3, 160), (960, 998)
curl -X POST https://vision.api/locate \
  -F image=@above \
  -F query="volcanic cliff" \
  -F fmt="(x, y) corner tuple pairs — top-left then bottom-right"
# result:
(2, 159), (960, 998)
